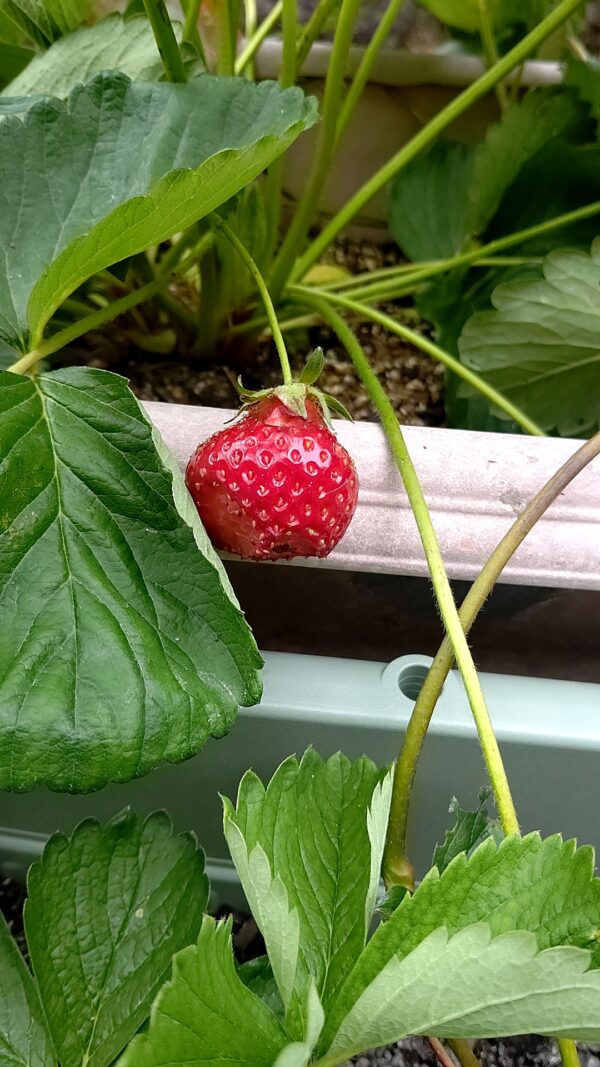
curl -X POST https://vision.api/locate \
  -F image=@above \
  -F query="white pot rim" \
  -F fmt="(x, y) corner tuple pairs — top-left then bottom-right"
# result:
(255, 38), (563, 90)
(147, 401), (600, 592)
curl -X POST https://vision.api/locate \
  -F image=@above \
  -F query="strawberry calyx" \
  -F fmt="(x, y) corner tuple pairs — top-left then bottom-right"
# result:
(235, 347), (353, 425)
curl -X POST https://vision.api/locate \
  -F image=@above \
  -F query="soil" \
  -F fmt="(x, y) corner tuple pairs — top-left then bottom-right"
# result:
(60, 239), (445, 428)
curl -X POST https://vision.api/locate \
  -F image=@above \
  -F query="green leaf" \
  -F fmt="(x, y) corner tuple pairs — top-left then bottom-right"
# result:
(375, 884), (408, 921)
(566, 57), (600, 136)
(273, 983), (325, 1067)
(0, 42), (32, 84)
(322, 833), (600, 1049)
(0, 366), (262, 791)
(432, 789), (501, 873)
(459, 241), (600, 436)
(119, 916), (290, 1067)
(238, 957), (285, 1021)
(0, 911), (56, 1066)
(3, 14), (196, 97)
(0, 0), (89, 47)
(298, 347), (325, 386)
(0, 72), (317, 350)
(416, 0), (482, 32)
(389, 142), (475, 260)
(322, 926), (600, 1061)
(389, 93), (580, 262)
(25, 811), (208, 1067)
(466, 91), (582, 237)
(223, 752), (390, 1032)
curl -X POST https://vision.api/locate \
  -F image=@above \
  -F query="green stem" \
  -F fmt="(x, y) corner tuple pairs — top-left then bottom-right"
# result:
(448, 1041), (483, 1067)
(312, 298), (520, 859)
(477, 0), (508, 111)
(8, 279), (160, 376)
(326, 201), (600, 302)
(235, 0), (282, 74)
(269, 0), (363, 300)
(557, 1040), (581, 1067)
(264, 0), (298, 260)
(296, 0), (339, 70)
(242, 0), (257, 77)
(182, 0), (206, 59)
(326, 256), (540, 296)
(334, 0), (408, 148)
(293, 0), (587, 282)
(211, 215), (292, 384)
(143, 0), (187, 81)
(216, 0), (236, 76)
(382, 427), (600, 881)
(8, 235), (195, 377)
(290, 285), (545, 437)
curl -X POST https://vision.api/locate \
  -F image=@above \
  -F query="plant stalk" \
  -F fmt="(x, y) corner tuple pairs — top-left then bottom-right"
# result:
(296, 0), (339, 70)
(293, 0), (587, 282)
(448, 1040), (483, 1067)
(477, 0), (508, 111)
(340, 200), (600, 304)
(7, 233), (210, 375)
(269, 0), (364, 299)
(264, 0), (298, 261)
(215, 0), (237, 75)
(382, 428), (600, 878)
(290, 285), (545, 437)
(312, 297), (520, 861)
(182, 0), (207, 59)
(143, 0), (187, 81)
(235, 0), (282, 73)
(211, 216), (293, 384)
(242, 0), (257, 77)
(334, 0), (408, 147)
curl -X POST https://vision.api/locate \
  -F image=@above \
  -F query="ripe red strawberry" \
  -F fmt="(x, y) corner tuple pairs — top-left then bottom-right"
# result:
(186, 392), (359, 561)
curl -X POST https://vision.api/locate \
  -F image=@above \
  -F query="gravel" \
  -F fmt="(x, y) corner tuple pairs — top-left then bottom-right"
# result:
(347, 1037), (600, 1067)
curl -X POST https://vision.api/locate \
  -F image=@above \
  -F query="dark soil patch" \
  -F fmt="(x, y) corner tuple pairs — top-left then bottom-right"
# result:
(0, 875), (27, 957)
(57, 239), (444, 427)
(349, 1037), (600, 1067)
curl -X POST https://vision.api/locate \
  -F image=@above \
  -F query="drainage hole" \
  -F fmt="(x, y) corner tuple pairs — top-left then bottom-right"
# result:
(398, 663), (431, 701)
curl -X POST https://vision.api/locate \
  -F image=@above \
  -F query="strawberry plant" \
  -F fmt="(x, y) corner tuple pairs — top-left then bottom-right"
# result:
(1, 1), (600, 1064)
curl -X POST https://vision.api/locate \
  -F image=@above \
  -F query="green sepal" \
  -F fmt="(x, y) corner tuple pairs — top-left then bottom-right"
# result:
(298, 348), (324, 386)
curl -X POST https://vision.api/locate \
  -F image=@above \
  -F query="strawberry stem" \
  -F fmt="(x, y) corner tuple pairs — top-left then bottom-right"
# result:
(312, 297), (521, 852)
(210, 215), (293, 386)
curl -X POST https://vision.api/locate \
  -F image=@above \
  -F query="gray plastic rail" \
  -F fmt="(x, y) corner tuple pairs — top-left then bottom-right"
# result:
(1, 651), (598, 902)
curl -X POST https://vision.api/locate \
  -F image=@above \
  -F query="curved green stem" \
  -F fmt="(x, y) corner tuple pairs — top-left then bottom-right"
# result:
(334, 0), (408, 147)
(242, 0), (257, 77)
(143, 0), (187, 81)
(338, 201), (600, 304)
(557, 1040), (581, 1067)
(264, 0), (298, 259)
(383, 427), (600, 878)
(293, 0), (587, 282)
(296, 0), (339, 70)
(477, 0), (508, 111)
(8, 234), (201, 377)
(235, 0), (282, 74)
(8, 279), (161, 375)
(269, 0), (363, 300)
(448, 1041), (483, 1067)
(290, 285), (545, 437)
(311, 297), (520, 866)
(211, 215), (292, 385)
(181, 0), (206, 60)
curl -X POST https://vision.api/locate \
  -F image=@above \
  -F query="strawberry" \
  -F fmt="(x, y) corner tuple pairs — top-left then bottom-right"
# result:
(185, 359), (359, 561)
